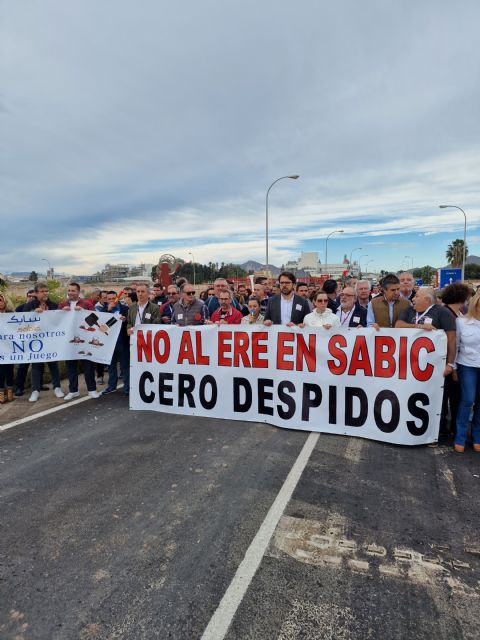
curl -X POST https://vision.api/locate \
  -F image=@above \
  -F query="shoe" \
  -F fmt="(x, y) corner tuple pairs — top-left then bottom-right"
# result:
(102, 388), (117, 396)
(29, 390), (40, 402)
(473, 444), (480, 453)
(96, 377), (104, 384)
(454, 444), (465, 453)
(64, 391), (80, 401)
(54, 387), (65, 398)
(14, 389), (24, 397)
(88, 390), (101, 399)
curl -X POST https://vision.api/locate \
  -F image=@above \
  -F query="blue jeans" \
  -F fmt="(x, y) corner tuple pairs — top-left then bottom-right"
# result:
(455, 364), (480, 446)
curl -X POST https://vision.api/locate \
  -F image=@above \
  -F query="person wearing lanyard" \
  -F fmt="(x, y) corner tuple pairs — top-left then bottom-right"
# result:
(396, 287), (457, 444)
(336, 287), (367, 327)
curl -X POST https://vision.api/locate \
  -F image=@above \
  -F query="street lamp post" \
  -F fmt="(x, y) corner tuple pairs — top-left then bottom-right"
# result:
(42, 258), (52, 279)
(365, 259), (374, 274)
(359, 254), (369, 275)
(188, 252), (196, 286)
(439, 205), (467, 280)
(404, 255), (414, 272)
(325, 230), (344, 277)
(349, 247), (363, 276)
(265, 175), (299, 273)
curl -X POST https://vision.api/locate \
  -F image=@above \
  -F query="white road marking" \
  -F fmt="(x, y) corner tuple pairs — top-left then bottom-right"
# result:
(0, 385), (124, 432)
(201, 431), (320, 640)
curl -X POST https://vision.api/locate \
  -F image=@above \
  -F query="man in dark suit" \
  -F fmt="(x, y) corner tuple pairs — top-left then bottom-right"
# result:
(336, 286), (367, 327)
(264, 271), (311, 326)
(127, 283), (162, 334)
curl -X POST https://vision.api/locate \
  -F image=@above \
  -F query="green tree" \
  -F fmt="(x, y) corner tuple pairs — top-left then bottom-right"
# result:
(446, 239), (468, 267)
(46, 279), (64, 303)
(28, 270), (38, 282)
(420, 266), (436, 285)
(465, 263), (480, 279)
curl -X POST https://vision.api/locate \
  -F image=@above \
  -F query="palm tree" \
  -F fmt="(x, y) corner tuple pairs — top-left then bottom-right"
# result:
(446, 239), (468, 267)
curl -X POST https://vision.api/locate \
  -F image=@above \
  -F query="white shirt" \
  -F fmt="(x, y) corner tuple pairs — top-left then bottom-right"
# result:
(303, 307), (341, 328)
(69, 300), (77, 310)
(456, 317), (480, 368)
(135, 303), (147, 327)
(280, 295), (294, 325)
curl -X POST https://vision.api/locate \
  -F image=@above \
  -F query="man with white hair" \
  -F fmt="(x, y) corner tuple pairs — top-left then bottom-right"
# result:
(206, 278), (242, 316)
(355, 280), (371, 309)
(395, 287), (456, 377)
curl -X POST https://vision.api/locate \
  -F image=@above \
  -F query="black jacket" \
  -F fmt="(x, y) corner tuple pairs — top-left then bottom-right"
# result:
(264, 294), (311, 325)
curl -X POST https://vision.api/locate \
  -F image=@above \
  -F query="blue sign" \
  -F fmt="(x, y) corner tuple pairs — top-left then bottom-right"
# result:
(415, 279), (423, 286)
(439, 268), (462, 288)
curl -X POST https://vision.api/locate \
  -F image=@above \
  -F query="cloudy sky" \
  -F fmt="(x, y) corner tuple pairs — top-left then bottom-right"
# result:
(1, 0), (480, 275)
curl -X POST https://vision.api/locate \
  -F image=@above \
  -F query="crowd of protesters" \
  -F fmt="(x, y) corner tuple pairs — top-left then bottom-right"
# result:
(1, 270), (480, 454)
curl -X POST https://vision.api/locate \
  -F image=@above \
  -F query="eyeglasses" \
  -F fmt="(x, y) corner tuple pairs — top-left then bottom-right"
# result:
(279, 281), (293, 285)
(185, 291), (195, 296)
(168, 292), (178, 296)
(316, 299), (328, 303)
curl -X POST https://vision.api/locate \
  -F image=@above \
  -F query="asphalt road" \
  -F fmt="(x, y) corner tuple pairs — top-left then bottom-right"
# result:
(1, 397), (479, 640)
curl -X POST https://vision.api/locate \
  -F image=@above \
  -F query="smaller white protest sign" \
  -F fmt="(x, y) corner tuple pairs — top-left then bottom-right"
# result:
(0, 310), (122, 364)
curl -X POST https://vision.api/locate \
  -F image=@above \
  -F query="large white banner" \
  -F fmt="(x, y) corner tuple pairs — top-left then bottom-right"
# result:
(129, 325), (447, 445)
(0, 310), (122, 365)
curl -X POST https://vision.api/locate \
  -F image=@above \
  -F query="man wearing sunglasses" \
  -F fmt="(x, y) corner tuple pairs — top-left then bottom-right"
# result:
(172, 283), (209, 326)
(159, 285), (180, 324)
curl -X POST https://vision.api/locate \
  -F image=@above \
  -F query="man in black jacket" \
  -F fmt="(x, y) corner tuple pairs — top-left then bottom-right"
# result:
(336, 286), (367, 327)
(264, 272), (310, 326)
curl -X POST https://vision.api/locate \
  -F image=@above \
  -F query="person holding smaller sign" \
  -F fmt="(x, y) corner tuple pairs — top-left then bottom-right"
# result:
(264, 272), (311, 327)
(22, 283), (65, 403)
(0, 292), (15, 403)
(453, 291), (480, 453)
(59, 283), (100, 401)
(303, 292), (341, 328)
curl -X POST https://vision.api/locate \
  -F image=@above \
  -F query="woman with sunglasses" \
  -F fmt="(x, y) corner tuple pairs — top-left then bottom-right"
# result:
(302, 292), (341, 329)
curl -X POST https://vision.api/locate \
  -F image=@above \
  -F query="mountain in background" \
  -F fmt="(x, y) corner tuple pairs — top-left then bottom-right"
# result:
(238, 260), (281, 276)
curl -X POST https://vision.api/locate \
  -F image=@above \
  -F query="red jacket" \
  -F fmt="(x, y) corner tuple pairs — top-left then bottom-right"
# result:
(58, 298), (94, 310)
(211, 305), (242, 324)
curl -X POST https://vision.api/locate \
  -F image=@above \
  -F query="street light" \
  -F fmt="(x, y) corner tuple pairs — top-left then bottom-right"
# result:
(404, 255), (414, 272)
(349, 247), (362, 266)
(42, 258), (52, 279)
(439, 205), (467, 280)
(359, 254), (369, 275)
(265, 175), (299, 272)
(188, 251), (196, 286)
(365, 259), (374, 274)
(325, 230), (344, 277)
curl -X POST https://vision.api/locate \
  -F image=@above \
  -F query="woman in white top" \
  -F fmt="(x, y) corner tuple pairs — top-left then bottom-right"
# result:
(303, 292), (341, 329)
(454, 291), (480, 453)
(241, 297), (265, 325)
